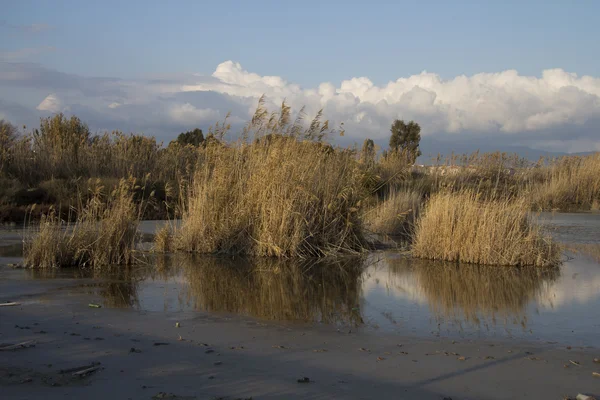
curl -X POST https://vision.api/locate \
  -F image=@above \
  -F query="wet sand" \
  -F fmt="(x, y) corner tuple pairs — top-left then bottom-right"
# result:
(1, 295), (599, 400)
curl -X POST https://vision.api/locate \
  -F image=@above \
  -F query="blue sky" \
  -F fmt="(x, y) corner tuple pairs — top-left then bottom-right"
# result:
(1, 0), (600, 154)
(3, 0), (600, 84)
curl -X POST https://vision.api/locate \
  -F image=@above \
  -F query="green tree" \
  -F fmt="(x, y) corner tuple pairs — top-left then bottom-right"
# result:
(389, 119), (422, 163)
(175, 128), (205, 147)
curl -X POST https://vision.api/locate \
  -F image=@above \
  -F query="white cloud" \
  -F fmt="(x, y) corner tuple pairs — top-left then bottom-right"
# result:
(36, 93), (63, 113)
(2, 61), (600, 152)
(168, 103), (220, 125)
(180, 62), (600, 145)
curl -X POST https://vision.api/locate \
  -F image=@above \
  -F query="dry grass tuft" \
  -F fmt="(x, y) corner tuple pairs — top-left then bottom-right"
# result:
(153, 224), (173, 253)
(412, 191), (560, 267)
(170, 100), (369, 257)
(531, 154), (600, 211)
(363, 188), (422, 237)
(23, 178), (142, 269)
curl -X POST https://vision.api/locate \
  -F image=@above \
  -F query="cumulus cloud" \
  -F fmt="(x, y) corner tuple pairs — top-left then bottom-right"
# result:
(180, 62), (600, 149)
(36, 94), (63, 113)
(168, 103), (221, 125)
(1, 60), (600, 152)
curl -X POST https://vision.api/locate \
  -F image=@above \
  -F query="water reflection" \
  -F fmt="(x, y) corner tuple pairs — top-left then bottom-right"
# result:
(368, 255), (560, 327)
(6, 213), (600, 345)
(20, 251), (600, 347)
(27, 267), (143, 308)
(174, 255), (363, 324)
(26, 255), (364, 324)
(28, 253), (565, 332)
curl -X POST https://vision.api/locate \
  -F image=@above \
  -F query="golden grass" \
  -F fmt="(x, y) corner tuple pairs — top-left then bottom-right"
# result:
(172, 138), (368, 257)
(412, 191), (561, 267)
(4, 104), (599, 265)
(531, 154), (600, 211)
(170, 101), (370, 257)
(23, 178), (142, 269)
(363, 188), (422, 236)
(153, 224), (173, 253)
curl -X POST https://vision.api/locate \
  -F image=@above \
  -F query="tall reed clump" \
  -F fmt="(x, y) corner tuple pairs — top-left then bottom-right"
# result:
(23, 178), (142, 269)
(171, 98), (369, 257)
(412, 191), (560, 267)
(531, 153), (600, 211)
(0, 120), (19, 177)
(363, 188), (422, 237)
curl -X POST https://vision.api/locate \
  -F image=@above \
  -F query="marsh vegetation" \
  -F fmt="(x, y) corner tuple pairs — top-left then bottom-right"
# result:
(2, 99), (597, 269)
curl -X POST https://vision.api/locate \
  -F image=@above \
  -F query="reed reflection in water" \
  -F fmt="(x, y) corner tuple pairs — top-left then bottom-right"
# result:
(27, 266), (143, 308)
(173, 255), (364, 325)
(370, 255), (560, 328)
(26, 253), (562, 332)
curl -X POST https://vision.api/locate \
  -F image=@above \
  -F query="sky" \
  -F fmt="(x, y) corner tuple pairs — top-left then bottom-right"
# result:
(1, 0), (600, 155)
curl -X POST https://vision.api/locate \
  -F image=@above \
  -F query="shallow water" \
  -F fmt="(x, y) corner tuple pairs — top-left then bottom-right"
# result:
(1, 214), (600, 347)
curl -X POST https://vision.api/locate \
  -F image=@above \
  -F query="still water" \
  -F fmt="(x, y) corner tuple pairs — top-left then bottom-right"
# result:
(1, 213), (599, 347)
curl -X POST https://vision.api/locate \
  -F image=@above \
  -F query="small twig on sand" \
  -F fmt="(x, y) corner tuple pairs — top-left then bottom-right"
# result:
(59, 362), (101, 374)
(72, 366), (101, 377)
(0, 340), (36, 351)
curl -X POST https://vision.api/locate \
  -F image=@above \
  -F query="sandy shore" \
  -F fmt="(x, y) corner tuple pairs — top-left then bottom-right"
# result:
(1, 282), (599, 400)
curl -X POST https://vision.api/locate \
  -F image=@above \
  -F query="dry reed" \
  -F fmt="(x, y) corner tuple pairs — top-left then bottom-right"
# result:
(412, 191), (561, 267)
(363, 188), (422, 236)
(171, 100), (370, 257)
(23, 178), (142, 269)
(531, 154), (600, 211)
